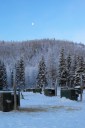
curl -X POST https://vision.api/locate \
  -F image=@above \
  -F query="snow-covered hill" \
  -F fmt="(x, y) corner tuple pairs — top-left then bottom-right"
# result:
(1, 39), (85, 88)
(0, 39), (85, 67)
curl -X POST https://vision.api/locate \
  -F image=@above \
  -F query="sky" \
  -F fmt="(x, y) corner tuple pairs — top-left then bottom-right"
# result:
(0, 0), (85, 43)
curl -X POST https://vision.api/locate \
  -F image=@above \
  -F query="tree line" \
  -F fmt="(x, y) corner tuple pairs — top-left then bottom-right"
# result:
(0, 48), (85, 90)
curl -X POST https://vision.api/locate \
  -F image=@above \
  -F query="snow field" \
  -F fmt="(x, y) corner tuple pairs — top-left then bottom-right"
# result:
(0, 90), (85, 128)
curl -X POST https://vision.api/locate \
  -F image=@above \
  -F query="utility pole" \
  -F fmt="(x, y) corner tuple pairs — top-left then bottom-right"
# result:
(13, 69), (17, 110)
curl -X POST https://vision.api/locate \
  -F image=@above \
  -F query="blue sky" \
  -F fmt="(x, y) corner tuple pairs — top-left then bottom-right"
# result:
(0, 0), (85, 43)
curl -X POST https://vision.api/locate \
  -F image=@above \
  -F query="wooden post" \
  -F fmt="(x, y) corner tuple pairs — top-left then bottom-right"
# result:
(13, 69), (17, 110)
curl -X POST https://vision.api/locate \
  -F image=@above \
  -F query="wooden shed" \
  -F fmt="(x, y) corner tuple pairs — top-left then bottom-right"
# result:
(61, 88), (79, 101)
(0, 91), (20, 112)
(44, 88), (55, 96)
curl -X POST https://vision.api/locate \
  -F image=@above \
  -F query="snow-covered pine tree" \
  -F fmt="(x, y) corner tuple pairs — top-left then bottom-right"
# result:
(11, 69), (13, 87)
(72, 55), (77, 75)
(58, 49), (67, 87)
(77, 56), (84, 73)
(66, 54), (72, 87)
(36, 56), (48, 90)
(71, 55), (78, 87)
(75, 56), (85, 86)
(15, 58), (25, 90)
(3, 62), (7, 89)
(0, 61), (7, 90)
(0, 61), (3, 90)
(82, 61), (85, 86)
(15, 61), (20, 89)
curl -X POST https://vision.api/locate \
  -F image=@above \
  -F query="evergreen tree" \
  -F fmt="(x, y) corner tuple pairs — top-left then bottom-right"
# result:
(3, 63), (7, 89)
(58, 49), (67, 87)
(15, 58), (25, 90)
(66, 54), (72, 87)
(36, 57), (48, 89)
(75, 56), (85, 86)
(15, 61), (20, 88)
(77, 56), (84, 73)
(11, 69), (13, 87)
(0, 61), (7, 90)
(71, 55), (78, 87)
(72, 55), (77, 75)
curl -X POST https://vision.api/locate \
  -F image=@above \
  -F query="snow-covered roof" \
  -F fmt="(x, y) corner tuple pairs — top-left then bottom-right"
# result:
(74, 86), (81, 89)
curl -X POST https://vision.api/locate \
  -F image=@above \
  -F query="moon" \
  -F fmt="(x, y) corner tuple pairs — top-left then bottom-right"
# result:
(32, 22), (35, 26)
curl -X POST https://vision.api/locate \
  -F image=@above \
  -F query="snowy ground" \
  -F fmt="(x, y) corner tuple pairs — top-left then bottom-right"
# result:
(0, 89), (85, 128)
